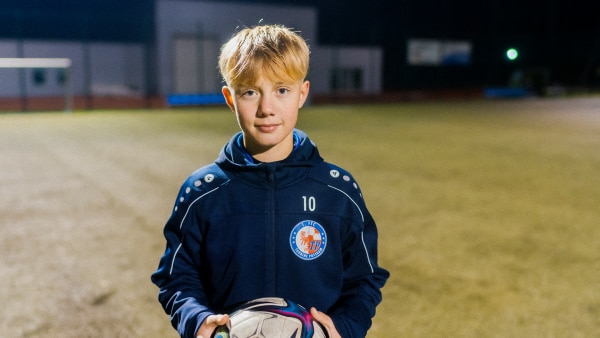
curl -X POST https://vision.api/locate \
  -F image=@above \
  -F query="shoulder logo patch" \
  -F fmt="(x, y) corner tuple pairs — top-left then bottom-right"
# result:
(290, 220), (327, 260)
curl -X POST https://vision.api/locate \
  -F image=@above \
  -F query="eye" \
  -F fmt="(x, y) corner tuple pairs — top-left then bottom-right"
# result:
(277, 87), (290, 95)
(242, 89), (257, 97)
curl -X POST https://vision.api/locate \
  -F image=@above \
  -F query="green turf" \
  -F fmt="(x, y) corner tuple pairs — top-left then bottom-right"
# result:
(1, 98), (598, 337)
(296, 100), (600, 337)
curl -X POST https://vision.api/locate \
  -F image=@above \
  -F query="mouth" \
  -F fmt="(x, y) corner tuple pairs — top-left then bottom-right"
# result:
(256, 124), (279, 133)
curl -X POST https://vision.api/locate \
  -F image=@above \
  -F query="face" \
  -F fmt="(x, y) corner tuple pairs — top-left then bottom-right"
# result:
(222, 76), (310, 162)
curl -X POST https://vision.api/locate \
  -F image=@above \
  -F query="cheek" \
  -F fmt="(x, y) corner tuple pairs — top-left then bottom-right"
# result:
(288, 111), (298, 125)
(234, 101), (254, 121)
(235, 107), (260, 133)
(235, 111), (251, 128)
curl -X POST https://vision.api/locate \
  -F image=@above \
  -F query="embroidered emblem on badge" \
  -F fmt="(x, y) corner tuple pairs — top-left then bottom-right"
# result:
(290, 220), (327, 260)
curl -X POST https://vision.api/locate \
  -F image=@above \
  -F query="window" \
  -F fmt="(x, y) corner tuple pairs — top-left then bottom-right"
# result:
(32, 69), (46, 86)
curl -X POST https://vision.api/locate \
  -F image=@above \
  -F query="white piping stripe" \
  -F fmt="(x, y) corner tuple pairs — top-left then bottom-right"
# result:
(169, 186), (221, 275)
(326, 185), (364, 222)
(361, 232), (375, 273)
(169, 244), (183, 275)
(179, 187), (221, 229)
(328, 185), (373, 273)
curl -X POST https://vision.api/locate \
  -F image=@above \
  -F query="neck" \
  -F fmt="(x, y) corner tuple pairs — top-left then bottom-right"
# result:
(248, 141), (293, 163)
(241, 133), (297, 163)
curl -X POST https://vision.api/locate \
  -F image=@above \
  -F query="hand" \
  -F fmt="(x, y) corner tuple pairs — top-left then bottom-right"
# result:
(310, 307), (342, 338)
(196, 314), (229, 338)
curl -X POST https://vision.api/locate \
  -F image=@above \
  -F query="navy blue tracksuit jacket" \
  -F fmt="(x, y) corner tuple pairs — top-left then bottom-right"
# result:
(151, 129), (389, 338)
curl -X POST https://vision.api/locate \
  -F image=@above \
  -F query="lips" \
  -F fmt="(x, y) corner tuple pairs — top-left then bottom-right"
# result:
(256, 124), (279, 133)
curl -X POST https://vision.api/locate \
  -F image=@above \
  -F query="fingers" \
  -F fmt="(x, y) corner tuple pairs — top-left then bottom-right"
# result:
(310, 307), (328, 324)
(196, 314), (230, 338)
(207, 314), (230, 326)
(310, 307), (341, 338)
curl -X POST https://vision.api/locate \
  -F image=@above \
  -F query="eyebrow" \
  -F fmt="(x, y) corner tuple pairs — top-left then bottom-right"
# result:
(236, 80), (297, 90)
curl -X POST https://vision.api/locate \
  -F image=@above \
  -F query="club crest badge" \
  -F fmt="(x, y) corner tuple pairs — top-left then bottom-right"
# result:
(290, 220), (327, 260)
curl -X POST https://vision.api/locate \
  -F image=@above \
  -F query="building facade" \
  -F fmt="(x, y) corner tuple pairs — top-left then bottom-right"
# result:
(0, 0), (382, 110)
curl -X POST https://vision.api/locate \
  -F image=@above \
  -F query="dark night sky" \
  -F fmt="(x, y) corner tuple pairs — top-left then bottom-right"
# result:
(1, 0), (600, 89)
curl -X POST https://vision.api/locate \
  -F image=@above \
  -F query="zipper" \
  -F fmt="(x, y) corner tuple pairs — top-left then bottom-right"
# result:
(264, 163), (277, 294)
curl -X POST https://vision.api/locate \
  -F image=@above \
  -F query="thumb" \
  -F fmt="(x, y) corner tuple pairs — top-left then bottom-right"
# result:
(208, 314), (230, 326)
(310, 308), (341, 338)
(310, 307), (327, 322)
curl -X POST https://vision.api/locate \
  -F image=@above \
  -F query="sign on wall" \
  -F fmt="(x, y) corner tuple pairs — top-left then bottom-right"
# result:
(407, 39), (472, 66)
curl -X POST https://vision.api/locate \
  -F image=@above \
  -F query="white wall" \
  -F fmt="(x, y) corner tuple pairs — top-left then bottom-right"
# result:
(155, 0), (383, 97)
(89, 43), (145, 96)
(155, 0), (318, 95)
(0, 1), (383, 100)
(0, 40), (20, 96)
(0, 40), (145, 98)
(21, 41), (86, 97)
(310, 46), (383, 94)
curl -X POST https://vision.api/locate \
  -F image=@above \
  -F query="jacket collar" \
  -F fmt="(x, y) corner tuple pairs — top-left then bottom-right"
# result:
(216, 129), (323, 186)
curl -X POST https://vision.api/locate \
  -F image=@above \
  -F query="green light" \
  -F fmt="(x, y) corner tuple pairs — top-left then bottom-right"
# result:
(506, 48), (519, 61)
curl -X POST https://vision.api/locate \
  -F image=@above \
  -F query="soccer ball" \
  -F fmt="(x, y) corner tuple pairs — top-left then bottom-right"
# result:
(214, 297), (327, 338)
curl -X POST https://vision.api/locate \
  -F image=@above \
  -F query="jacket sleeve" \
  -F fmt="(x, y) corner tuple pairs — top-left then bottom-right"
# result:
(150, 182), (214, 338)
(327, 185), (390, 338)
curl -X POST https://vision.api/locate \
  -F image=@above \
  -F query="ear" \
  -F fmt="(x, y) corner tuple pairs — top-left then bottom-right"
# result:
(222, 86), (235, 111)
(298, 80), (310, 108)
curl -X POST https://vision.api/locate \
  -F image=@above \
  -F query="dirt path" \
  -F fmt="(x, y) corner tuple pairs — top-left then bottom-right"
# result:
(0, 112), (227, 337)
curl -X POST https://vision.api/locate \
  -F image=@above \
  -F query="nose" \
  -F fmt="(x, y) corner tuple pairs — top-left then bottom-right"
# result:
(258, 93), (276, 116)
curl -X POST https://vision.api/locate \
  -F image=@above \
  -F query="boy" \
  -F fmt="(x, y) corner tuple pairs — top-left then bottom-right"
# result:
(151, 24), (389, 338)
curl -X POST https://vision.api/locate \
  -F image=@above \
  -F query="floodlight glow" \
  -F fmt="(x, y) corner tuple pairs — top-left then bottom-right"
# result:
(506, 48), (519, 61)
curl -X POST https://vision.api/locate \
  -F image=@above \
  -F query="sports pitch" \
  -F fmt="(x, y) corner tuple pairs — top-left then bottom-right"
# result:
(1, 97), (599, 337)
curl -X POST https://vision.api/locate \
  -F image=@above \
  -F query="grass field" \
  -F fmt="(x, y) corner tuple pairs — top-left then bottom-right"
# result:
(1, 97), (599, 337)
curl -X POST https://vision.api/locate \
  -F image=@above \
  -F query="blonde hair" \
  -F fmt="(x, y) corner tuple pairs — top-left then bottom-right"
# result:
(219, 24), (310, 87)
